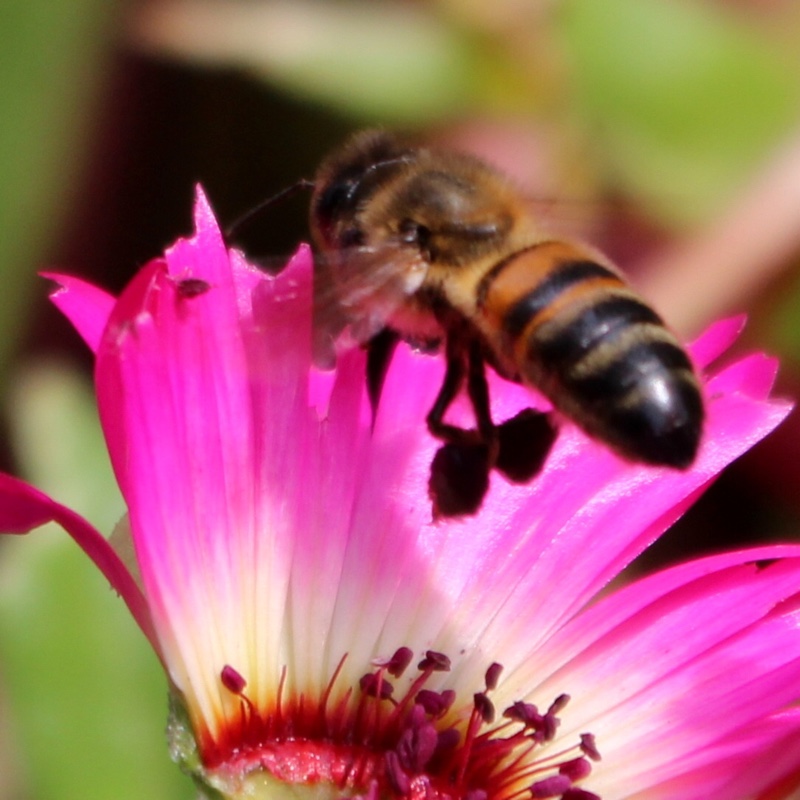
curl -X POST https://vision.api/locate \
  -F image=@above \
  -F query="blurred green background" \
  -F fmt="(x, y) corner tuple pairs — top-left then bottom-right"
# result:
(1, 0), (800, 797)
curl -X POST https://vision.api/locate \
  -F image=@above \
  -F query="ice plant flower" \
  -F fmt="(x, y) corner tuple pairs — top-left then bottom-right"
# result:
(3, 189), (800, 800)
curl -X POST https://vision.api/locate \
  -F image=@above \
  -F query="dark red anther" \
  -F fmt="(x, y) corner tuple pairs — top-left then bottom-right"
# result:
(220, 665), (247, 695)
(396, 719), (438, 773)
(580, 733), (601, 762)
(416, 689), (455, 718)
(408, 703), (427, 727)
(386, 647), (414, 677)
(562, 790), (601, 800)
(473, 692), (495, 724)
(503, 700), (542, 729)
(548, 694), (570, 715)
(530, 774), (571, 797)
(436, 728), (461, 753)
(418, 650), (451, 672)
(359, 673), (394, 699)
(538, 694), (569, 742)
(484, 662), (503, 691)
(540, 711), (559, 742)
(559, 757), (592, 781)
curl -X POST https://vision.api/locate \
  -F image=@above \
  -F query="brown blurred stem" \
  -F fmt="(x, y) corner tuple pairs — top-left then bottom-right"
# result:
(638, 130), (800, 337)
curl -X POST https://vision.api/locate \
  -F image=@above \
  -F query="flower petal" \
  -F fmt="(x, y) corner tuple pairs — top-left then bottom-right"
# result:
(516, 546), (800, 797)
(638, 711), (800, 800)
(688, 313), (747, 369)
(9, 187), (798, 800)
(44, 271), (116, 354)
(94, 192), (322, 735)
(706, 351), (779, 400)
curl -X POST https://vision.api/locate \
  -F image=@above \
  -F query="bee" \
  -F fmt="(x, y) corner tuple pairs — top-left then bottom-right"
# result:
(308, 130), (704, 516)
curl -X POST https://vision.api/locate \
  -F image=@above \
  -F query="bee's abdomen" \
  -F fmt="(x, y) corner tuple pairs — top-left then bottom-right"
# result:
(478, 243), (703, 468)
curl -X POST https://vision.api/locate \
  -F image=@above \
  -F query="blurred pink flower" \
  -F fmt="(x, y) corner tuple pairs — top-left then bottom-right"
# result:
(2, 189), (800, 800)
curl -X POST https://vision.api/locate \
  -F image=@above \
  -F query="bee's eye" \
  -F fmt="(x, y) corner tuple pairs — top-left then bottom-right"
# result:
(315, 180), (355, 224)
(399, 219), (431, 252)
(340, 227), (364, 248)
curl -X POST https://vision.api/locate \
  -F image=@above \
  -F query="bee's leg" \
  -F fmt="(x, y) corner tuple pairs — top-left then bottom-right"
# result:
(427, 338), (495, 519)
(466, 341), (497, 454)
(429, 441), (491, 520)
(426, 338), (476, 445)
(366, 328), (400, 425)
(495, 409), (558, 483)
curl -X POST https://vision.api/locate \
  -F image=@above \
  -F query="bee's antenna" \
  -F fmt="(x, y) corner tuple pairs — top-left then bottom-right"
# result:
(226, 179), (315, 240)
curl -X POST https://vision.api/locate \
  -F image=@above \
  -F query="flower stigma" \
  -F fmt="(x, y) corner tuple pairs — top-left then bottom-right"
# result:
(181, 648), (600, 800)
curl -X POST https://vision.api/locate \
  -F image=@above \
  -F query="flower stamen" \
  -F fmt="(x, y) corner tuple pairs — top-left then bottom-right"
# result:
(207, 650), (599, 800)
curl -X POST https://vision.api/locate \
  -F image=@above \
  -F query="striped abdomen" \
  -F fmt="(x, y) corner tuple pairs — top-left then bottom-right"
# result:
(476, 241), (703, 467)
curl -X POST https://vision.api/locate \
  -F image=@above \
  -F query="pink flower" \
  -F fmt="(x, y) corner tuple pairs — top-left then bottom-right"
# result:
(2, 188), (800, 800)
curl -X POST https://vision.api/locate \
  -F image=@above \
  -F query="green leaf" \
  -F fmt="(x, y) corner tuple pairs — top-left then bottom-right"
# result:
(0, 361), (194, 799)
(0, 534), (193, 800)
(558, 0), (799, 225)
(0, 1), (120, 377)
(134, 0), (474, 124)
(249, 4), (473, 122)
(9, 361), (122, 530)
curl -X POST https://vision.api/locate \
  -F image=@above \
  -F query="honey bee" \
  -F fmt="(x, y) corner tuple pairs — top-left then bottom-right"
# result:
(308, 130), (704, 516)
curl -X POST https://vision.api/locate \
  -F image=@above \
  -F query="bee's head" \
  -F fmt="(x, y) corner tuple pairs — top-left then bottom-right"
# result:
(310, 130), (414, 251)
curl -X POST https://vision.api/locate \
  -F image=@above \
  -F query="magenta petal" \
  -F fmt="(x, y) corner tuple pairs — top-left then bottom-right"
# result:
(535, 544), (800, 679)
(688, 314), (747, 369)
(525, 547), (800, 796)
(706, 351), (780, 400)
(23, 187), (800, 799)
(0, 473), (156, 650)
(43, 271), (117, 354)
(636, 710), (800, 799)
(92, 259), (168, 498)
(93, 196), (319, 713)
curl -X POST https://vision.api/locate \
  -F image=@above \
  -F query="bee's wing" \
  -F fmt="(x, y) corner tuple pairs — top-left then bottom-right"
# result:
(311, 240), (429, 368)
